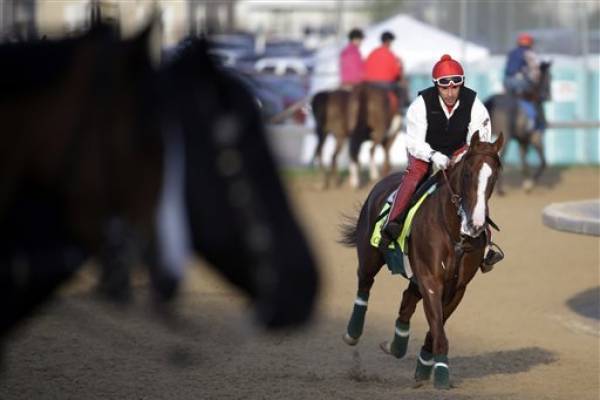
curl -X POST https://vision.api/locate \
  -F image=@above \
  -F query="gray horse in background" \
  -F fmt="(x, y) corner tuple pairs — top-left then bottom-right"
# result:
(485, 61), (552, 194)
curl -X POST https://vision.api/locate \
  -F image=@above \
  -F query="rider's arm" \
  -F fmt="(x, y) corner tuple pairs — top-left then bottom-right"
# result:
(405, 96), (434, 161)
(467, 97), (492, 144)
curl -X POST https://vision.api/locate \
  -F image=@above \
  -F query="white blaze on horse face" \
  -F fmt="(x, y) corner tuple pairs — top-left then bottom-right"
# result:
(473, 163), (492, 227)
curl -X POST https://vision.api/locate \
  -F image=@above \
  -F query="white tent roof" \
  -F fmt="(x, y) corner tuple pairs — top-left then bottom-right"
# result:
(311, 14), (490, 93)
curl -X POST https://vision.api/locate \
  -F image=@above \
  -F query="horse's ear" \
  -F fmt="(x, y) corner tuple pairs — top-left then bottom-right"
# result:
(494, 132), (505, 153)
(470, 130), (481, 148)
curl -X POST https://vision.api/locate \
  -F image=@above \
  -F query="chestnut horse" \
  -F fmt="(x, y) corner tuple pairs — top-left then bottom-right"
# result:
(311, 82), (406, 189)
(339, 132), (504, 389)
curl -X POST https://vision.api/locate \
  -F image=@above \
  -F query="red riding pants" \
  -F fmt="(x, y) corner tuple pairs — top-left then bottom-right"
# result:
(388, 156), (430, 222)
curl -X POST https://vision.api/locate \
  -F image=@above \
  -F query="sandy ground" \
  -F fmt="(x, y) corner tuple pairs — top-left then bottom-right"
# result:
(1, 167), (599, 400)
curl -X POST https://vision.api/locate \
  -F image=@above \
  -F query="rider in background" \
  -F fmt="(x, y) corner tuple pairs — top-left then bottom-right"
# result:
(364, 31), (404, 113)
(379, 54), (504, 271)
(504, 33), (541, 96)
(504, 33), (545, 132)
(339, 28), (364, 90)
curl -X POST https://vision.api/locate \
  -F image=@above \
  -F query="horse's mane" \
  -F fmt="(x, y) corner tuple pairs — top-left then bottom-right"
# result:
(0, 26), (121, 98)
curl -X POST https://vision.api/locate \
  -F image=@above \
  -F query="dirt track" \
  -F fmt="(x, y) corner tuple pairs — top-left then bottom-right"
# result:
(1, 167), (599, 400)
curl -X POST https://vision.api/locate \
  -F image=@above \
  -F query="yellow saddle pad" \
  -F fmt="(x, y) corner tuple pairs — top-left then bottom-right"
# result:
(370, 184), (437, 253)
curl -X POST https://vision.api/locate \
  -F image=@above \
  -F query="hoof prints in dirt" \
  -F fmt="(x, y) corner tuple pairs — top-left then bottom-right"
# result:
(347, 350), (388, 383)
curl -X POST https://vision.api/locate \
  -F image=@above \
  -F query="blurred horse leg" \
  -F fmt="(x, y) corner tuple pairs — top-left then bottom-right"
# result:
(311, 92), (330, 189)
(368, 142), (380, 182)
(530, 130), (546, 188)
(519, 142), (534, 192)
(329, 136), (346, 188)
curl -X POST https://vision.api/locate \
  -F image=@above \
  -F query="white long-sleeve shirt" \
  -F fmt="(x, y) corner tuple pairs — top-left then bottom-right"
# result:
(405, 92), (492, 162)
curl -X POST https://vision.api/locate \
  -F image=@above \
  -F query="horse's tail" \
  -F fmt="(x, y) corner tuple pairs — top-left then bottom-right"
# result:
(338, 212), (359, 247)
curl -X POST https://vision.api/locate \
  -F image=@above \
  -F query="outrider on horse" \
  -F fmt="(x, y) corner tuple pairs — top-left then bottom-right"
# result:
(0, 21), (319, 339)
(485, 33), (552, 194)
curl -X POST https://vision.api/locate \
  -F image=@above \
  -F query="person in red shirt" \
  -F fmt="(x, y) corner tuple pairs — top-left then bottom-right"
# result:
(364, 31), (404, 112)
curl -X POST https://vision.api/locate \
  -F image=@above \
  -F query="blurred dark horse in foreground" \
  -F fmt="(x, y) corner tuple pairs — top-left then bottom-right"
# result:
(0, 25), (318, 339)
(340, 132), (504, 389)
(311, 82), (407, 189)
(485, 61), (551, 194)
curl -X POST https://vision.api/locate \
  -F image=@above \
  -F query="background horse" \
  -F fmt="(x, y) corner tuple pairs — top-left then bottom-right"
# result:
(339, 132), (504, 389)
(311, 89), (351, 189)
(0, 25), (318, 339)
(311, 81), (407, 189)
(485, 61), (551, 194)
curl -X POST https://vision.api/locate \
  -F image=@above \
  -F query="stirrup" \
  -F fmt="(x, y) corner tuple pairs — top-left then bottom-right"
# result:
(480, 242), (504, 273)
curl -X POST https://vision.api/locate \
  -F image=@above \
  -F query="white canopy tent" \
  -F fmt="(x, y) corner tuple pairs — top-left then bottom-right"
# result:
(303, 14), (491, 170)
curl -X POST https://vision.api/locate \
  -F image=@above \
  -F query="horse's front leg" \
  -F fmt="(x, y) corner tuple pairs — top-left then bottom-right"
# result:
(416, 250), (483, 387)
(380, 280), (421, 358)
(519, 142), (534, 192)
(328, 137), (345, 188)
(368, 142), (380, 182)
(418, 275), (450, 389)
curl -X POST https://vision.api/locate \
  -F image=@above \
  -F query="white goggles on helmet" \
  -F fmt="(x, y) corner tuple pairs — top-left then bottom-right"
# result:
(433, 75), (464, 87)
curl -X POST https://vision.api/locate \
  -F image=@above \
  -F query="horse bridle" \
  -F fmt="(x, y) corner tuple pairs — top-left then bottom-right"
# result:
(441, 150), (501, 255)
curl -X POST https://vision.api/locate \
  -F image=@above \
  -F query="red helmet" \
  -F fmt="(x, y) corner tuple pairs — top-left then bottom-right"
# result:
(432, 54), (464, 80)
(517, 33), (534, 47)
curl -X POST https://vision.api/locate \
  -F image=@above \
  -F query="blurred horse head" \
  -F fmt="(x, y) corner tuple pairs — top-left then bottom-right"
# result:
(0, 26), (318, 337)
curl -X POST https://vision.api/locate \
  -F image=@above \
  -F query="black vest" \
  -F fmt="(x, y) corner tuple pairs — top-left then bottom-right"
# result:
(419, 86), (476, 157)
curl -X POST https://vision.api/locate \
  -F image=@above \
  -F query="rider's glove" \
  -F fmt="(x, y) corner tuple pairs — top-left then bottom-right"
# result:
(431, 151), (450, 170)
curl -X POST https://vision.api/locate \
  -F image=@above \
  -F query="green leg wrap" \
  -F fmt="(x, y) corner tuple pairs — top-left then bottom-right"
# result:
(346, 292), (369, 340)
(414, 347), (434, 382)
(433, 354), (450, 389)
(389, 319), (410, 358)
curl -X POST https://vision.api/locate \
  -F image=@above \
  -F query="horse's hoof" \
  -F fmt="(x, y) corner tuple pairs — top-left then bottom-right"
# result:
(522, 179), (534, 193)
(343, 333), (359, 346)
(433, 363), (451, 389)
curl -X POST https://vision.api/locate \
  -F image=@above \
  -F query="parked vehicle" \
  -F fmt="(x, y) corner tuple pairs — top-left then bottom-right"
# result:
(255, 57), (309, 76)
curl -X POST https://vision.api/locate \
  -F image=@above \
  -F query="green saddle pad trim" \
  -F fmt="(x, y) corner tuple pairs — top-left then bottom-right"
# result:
(370, 183), (438, 253)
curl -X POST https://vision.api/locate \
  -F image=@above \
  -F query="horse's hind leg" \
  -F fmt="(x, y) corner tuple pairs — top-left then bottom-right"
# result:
(380, 280), (421, 358)
(531, 131), (546, 188)
(343, 246), (384, 345)
(312, 127), (328, 190)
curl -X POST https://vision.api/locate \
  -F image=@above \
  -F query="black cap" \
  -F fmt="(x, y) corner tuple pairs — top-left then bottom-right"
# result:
(348, 28), (364, 41)
(381, 31), (395, 43)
